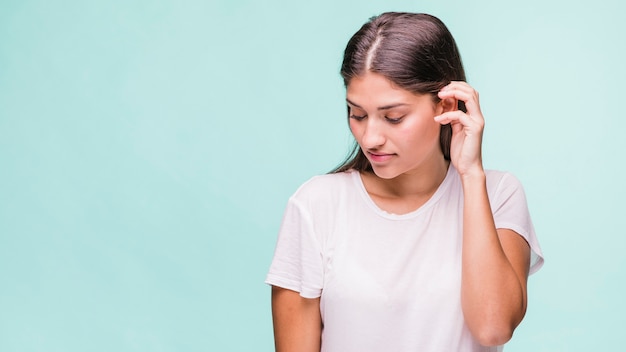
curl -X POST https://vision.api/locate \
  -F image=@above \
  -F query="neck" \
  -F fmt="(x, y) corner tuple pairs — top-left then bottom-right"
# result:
(372, 158), (449, 197)
(361, 156), (449, 209)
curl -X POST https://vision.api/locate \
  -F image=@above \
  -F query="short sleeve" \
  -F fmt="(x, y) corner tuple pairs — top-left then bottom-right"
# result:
(265, 197), (324, 299)
(490, 173), (544, 275)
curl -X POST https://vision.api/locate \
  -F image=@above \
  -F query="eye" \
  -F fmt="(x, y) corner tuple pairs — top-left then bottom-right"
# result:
(385, 116), (404, 124)
(348, 106), (367, 121)
(349, 114), (367, 121)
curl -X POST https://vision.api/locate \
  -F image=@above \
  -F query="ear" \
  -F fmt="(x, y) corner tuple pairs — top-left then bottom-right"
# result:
(436, 97), (457, 115)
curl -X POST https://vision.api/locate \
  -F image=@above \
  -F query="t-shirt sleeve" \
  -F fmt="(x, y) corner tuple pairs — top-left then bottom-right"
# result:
(265, 196), (324, 299)
(491, 173), (544, 275)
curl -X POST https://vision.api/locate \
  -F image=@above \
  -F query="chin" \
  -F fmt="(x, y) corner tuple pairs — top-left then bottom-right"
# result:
(371, 166), (402, 180)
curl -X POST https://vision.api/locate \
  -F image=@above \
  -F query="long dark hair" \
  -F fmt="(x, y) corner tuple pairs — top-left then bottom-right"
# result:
(332, 12), (466, 173)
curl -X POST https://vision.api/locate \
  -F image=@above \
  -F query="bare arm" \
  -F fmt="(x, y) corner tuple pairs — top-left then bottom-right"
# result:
(460, 173), (530, 346)
(436, 82), (532, 346)
(271, 286), (322, 352)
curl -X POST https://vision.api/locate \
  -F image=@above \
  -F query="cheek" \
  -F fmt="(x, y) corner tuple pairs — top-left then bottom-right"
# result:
(348, 119), (360, 137)
(401, 117), (439, 141)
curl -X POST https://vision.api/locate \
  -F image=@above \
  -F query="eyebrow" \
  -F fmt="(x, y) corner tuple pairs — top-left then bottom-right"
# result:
(346, 99), (409, 110)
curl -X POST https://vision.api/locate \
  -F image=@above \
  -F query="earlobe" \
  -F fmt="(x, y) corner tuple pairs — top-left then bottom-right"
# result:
(441, 97), (457, 113)
(435, 97), (457, 115)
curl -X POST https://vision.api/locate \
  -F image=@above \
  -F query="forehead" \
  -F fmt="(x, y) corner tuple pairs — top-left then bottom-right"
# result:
(346, 72), (431, 108)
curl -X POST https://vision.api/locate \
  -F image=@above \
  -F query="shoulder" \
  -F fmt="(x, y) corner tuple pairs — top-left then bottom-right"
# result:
(290, 171), (357, 205)
(482, 169), (531, 215)
(484, 169), (525, 195)
(447, 167), (524, 196)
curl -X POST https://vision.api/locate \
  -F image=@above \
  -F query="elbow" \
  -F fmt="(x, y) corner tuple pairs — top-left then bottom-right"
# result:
(472, 325), (514, 346)
(465, 298), (525, 346)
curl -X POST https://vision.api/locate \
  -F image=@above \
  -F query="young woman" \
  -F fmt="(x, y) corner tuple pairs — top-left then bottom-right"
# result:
(265, 12), (543, 352)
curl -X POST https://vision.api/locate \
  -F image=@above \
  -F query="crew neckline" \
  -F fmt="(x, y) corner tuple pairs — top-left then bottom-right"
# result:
(350, 165), (456, 220)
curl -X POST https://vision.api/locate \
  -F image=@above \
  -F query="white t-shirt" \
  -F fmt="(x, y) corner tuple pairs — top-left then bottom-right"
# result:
(266, 166), (544, 352)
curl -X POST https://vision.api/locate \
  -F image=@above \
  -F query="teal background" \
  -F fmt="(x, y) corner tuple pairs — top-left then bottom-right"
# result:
(1, 0), (624, 351)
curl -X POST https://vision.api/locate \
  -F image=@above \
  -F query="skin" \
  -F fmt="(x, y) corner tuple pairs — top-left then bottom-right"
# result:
(271, 72), (531, 350)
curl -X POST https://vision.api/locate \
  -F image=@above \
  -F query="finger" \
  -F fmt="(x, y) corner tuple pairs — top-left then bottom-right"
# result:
(434, 110), (478, 128)
(439, 83), (481, 114)
(436, 107), (483, 130)
(440, 93), (481, 120)
(442, 81), (475, 93)
(435, 112), (485, 135)
(439, 88), (478, 109)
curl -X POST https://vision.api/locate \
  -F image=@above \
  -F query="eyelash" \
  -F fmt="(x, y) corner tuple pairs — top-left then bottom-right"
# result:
(349, 115), (404, 124)
(385, 116), (403, 124)
(349, 114), (366, 121)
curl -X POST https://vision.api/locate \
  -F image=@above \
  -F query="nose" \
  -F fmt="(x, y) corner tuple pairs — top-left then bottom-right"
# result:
(359, 118), (385, 149)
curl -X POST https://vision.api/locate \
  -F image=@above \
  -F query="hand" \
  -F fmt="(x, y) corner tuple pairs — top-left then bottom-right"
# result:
(434, 81), (485, 178)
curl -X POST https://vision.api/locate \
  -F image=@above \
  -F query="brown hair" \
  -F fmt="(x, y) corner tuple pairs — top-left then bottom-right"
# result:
(332, 12), (466, 173)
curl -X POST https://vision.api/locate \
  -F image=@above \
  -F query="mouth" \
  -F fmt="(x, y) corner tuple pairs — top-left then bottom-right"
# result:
(367, 151), (395, 163)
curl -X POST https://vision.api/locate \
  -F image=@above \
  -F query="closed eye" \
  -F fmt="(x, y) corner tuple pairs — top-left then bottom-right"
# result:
(385, 116), (404, 124)
(349, 114), (366, 121)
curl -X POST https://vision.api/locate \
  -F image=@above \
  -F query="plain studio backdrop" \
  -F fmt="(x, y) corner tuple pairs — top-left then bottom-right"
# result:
(1, 0), (624, 351)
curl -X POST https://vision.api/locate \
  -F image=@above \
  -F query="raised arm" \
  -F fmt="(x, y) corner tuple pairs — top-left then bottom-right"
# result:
(271, 286), (322, 352)
(436, 82), (531, 346)
(459, 174), (530, 345)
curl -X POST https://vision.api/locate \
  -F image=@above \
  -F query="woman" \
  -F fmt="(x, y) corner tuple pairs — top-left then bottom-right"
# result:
(265, 12), (543, 352)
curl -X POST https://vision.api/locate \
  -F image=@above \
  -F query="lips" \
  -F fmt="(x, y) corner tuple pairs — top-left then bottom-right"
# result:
(367, 151), (395, 163)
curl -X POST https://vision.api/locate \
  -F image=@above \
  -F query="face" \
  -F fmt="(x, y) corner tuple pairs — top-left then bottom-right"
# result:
(346, 72), (445, 179)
